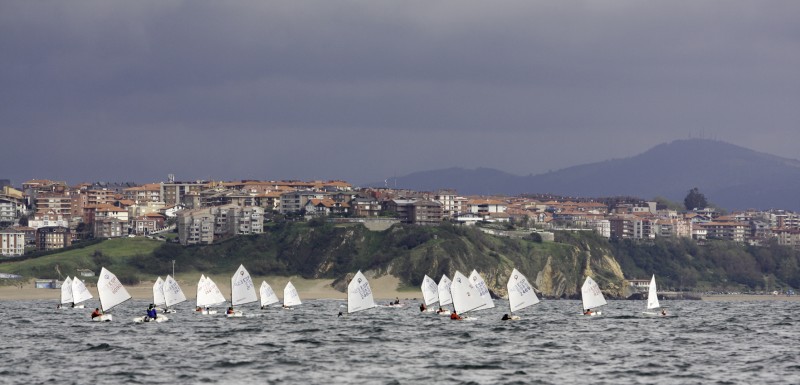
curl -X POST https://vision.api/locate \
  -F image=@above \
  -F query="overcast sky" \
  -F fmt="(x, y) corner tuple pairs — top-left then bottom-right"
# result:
(2, 1), (799, 186)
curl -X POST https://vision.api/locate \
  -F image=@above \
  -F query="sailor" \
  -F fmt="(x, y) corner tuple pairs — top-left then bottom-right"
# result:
(450, 311), (463, 321)
(501, 314), (511, 321)
(227, 307), (235, 314)
(584, 308), (593, 315)
(661, 309), (667, 316)
(394, 297), (400, 305)
(146, 304), (157, 321)
(337, 311), (343, 318)
(420, 303), (426, 312)
(437, 307), (446, 314)
(91, 308), (102, 319)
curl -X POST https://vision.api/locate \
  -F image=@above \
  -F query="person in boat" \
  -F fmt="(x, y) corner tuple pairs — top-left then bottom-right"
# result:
(337, 311), (343, 318)
(227, 307), (235, 315)
(501, 314), (511, 321)
(437, 307), (446, 314)
(394, 297), (400, 305)
(57, 304), (62, 309)
(450, 311), (463, 320)
(91, 308), (102, 319)
(196, 306), (202, 312)
(661, 309), (667, 316)
(419, 303), (426, 312)
(146, 304), (157, 321)
(584, 308), (593, 315)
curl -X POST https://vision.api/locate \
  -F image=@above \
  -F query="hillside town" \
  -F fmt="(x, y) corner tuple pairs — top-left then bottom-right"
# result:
(2, 176), (800, 257)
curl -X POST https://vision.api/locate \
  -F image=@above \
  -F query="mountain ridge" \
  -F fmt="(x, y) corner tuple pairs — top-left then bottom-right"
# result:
(378, 139), (800, 210)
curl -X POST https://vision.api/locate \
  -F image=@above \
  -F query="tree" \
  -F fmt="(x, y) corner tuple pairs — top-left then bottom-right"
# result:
(684, 187), (708, 211)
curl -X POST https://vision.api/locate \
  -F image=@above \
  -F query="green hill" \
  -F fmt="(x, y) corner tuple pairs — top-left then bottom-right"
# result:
(3, 222), (798, 295)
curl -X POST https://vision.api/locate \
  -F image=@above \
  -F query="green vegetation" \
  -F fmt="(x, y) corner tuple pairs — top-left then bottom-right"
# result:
(0, 238), (163, 285)
(611, 237), (800, 292)
(3, 222), (798, 294)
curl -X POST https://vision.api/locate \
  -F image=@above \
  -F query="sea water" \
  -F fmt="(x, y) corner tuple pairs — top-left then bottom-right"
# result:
(1, 299), (798, 384)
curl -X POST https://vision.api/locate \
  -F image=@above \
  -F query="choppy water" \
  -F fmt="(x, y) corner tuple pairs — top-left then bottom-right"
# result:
(2, 299), (799, 384)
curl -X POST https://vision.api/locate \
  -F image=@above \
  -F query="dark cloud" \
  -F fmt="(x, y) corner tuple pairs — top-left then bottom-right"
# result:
(2, 1), (799, 186)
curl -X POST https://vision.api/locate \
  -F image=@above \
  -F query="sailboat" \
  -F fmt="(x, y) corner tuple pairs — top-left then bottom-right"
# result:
(581, 276), (607, 316)
(71, 276), (93, 309)
(227, 264), (258, 317)
(450, 270), (489, 319)
(506, 268), (540, 320)
(283, 281), (302, 309)
(196, 274), (226, 315)
(259, 281), (279, 309)
(420, 275), (439, 312)
(469, 270), (495, 311)
(93, 267), (131, 322)
(347, 270), (376, 314)
(436, 274), (453, 315)
(153, 277), (167, 311)
(642, 274), (666, 316)
(60, 276), (74, 308)
(163, 275), (187, 312)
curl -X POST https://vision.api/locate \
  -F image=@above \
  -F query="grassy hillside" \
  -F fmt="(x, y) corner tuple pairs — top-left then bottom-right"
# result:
(0, 238), (163, 284)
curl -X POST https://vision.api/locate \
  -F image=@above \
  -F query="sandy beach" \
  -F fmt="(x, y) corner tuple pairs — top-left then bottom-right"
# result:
(0, 274), (418, 302)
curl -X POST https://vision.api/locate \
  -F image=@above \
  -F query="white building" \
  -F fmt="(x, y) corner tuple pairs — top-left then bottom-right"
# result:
(0, 230), (25, 256)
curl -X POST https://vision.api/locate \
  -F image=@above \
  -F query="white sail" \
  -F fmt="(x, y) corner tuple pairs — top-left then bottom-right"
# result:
(231, 264), (258, 307)
(97, 267), (131, 312)
(450, 270), (486, 314)
(347, 270), (376, 314)
(163, 275), (187, 307)
(196, 275), (207, 307)
(71, 277), (93, 305)
(197, 275), (226, 307)
(283, 281), (302, 307)
(647, 274), (661, 310)
(507, 268), (539, 313)
(420, 275), (439, 307)
(61, 276), (74, 305)
(469, 270), (495, 310)
(153, 277), (166, 306)
(437, 275), (453, 306)
(581, 276), (607, 311)
(259, 281), (279, 307)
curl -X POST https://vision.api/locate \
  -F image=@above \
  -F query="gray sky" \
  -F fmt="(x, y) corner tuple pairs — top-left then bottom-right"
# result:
(2, 1), (799, 186)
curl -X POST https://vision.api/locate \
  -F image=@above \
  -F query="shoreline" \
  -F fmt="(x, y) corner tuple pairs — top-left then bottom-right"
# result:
(0, 275), (418, 302)
(3, 279), (799, 302)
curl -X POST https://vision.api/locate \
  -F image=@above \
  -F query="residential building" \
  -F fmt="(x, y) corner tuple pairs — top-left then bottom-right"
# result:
(0, 230), (25, 256)
(279, 191), (329, 214)
(122, 184), (162, 203)
(131, 213), (166, 235)
(93, 217), (129, 238)
(36, 226), (72, 251)
(775, 228), (800, 250)
(350, 197), (381, 217)
(177, 209), (215, 245)
(304, 199), (349, 216)
(160, 179), (207, 206)
(409, 200), (442, 226)
(700, 221), (746, 243)
(176, 205), (264, 245)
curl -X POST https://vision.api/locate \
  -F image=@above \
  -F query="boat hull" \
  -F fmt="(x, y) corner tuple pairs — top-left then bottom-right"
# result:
(133, 315), (169, 323)
(92, 314), (113, 322)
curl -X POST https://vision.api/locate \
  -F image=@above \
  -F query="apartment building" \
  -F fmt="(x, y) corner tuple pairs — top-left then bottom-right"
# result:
(279, 191), (329, 214)
(131, 213), (166, 235)
(177, 209), (215, 245)
(36, 226), (72, 251)
(775, 228), (800, 250)
(177, 205), (264, 245)
(0, 230), (25, 256)
(699, 221), (746, 243)
(160, 180), (207, 206)
(93, 217), (129, 238)
(122, 184), (162, 203)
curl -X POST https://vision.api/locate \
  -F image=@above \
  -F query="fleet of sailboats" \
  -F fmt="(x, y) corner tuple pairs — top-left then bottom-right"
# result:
(57, 265), (669, 323)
